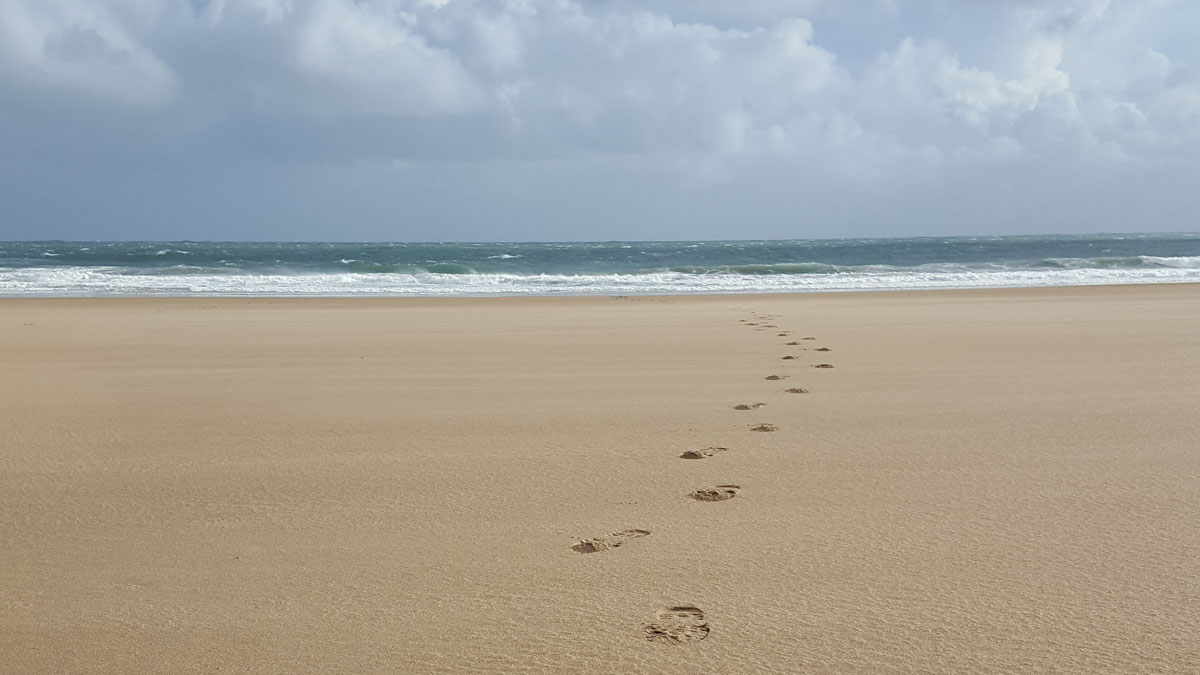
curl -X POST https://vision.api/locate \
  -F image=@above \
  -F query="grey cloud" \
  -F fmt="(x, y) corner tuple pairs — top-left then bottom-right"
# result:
(1, 0), (1198, 241)
(0, 0), (177, 106)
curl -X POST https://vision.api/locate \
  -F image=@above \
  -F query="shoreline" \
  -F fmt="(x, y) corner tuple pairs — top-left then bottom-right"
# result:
(4, 284), (1198, 673)
(7, 235), (1200, 298)
(4, 278), (1200, 304)
(5, 277), (1200, 301)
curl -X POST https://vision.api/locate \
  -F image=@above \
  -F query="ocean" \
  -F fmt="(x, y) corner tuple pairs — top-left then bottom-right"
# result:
(2, 234), (1199, 297)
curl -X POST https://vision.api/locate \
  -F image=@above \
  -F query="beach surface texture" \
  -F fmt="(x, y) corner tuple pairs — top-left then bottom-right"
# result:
(3, 286), (1199, 673)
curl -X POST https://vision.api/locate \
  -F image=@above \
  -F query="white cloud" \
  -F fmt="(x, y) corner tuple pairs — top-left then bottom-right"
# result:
(200, 0), (296, 25)
(287, 0), (485, 116)
(595, 0), (864, 29)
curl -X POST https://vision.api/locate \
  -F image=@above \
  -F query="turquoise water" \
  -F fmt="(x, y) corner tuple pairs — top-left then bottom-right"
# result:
(2, 234), (1199, 296)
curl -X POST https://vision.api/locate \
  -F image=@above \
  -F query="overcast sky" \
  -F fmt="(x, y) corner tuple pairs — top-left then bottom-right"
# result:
(2, 0), (1198, 241)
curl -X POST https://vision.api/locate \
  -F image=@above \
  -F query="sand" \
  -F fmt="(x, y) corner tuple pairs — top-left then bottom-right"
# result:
(2, 286), (1198, 674)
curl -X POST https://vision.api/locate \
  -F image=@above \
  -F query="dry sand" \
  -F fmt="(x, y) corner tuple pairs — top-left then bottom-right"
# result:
(2, 286), (1199, 674)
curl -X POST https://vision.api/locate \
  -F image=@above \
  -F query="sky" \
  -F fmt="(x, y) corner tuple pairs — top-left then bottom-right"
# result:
(1, 0), (1198, 242)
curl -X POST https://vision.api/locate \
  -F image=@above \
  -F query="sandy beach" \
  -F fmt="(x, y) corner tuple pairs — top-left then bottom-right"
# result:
(2, 286), (1198, 674)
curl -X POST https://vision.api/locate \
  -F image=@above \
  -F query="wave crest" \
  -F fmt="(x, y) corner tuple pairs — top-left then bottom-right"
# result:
(4, 265), (1200, 297)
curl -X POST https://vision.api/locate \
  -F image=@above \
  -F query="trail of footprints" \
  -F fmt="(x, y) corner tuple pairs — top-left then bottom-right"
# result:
(570, 309), (837, 644)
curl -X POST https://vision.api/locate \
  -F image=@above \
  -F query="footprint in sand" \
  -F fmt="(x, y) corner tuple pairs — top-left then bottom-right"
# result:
(813, 363), (835, 369)
(802, 336), (817, 340)
(764, 375), (788, 381)
(733, 403), (765, 410)
(750, 423), (778, 432)
(815, 347), (832, 352)
(571, 529), (651, 554)
(785, 341), (804, 346)
(680, 446), (728, 460)
(643, 606), (711, 644)
(777, 332), (789, 337)
(781, 355), (798, 360)
(785, 387), (810, 394)
(689, 485), (741, 502)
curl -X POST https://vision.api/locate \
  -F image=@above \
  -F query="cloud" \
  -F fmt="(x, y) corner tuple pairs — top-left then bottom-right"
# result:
(174, 0), (488, 117)
(287, 0), (485, 116)
(0, 0), (176, 106)
(500, 12), (846, 157)
(1, 0), (1198, 240)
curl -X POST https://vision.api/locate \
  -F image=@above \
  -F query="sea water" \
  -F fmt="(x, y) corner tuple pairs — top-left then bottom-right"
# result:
(2, 234), (1199, 297)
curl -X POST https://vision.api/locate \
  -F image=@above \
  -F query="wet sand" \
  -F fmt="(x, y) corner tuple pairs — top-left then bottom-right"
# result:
(2, 286), (1199, 673)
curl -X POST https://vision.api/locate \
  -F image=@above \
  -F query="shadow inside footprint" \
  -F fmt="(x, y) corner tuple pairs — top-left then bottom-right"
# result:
(815, 347), (831, 352)
(571, 529), (651, 553)
(733, 403), (765, 410)
(750, 423), (778, 432)
(785, 387), (810, 394)
(680, 447), (728, 460)
(781, 355), (797, 360)
(813, 363), (834, 369)
(689, 485), (740, 502)
(764, 375), (787, 381)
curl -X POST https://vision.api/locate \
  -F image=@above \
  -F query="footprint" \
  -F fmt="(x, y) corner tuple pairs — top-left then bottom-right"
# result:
(746, 322), (759, 326)
(571, 529), (651, 554)
(733, 403), (765, 410)
(802, 336), (817, 340)
(781, 355), (798, 360)
(680, 447), (728, 460)
(750, 424), (777, 432)
(814, 347), (831, 352)
(777, 332), (789, 337)
(813, 363), (834, 369)
(764, 375), (787, 381)
(643, 606), (711, 644)
(785, 387), (810, 394)
(689, 485), (741, 502)
(785, 341), (803, 346)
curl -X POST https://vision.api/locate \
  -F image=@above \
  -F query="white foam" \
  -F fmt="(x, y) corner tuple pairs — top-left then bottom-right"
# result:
(3, 265), (1200, 297)
(1141, 255), (1200, 268)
